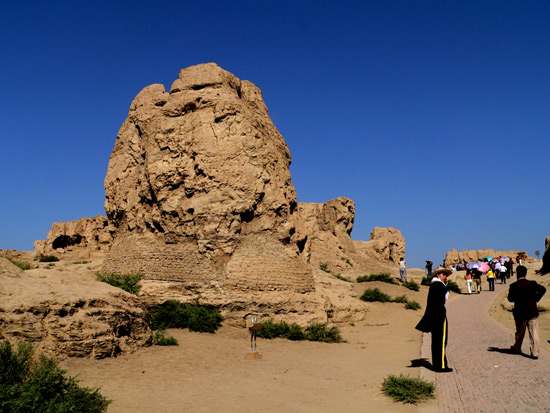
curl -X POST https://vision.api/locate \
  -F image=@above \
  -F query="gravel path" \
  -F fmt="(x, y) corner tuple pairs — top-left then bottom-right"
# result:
(420, 280), (550, 412)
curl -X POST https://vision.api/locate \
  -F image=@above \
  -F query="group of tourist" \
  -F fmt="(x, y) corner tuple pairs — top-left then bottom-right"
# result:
(416, 261), (546, 373)
(460, 257), (515, 294)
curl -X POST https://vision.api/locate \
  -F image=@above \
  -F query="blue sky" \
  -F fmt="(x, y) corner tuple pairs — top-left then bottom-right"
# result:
(1, 1), (549, 268)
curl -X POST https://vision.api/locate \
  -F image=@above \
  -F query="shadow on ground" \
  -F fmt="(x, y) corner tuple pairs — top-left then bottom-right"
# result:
(487, 346), (536, 359)
(408, 358), (435, 371)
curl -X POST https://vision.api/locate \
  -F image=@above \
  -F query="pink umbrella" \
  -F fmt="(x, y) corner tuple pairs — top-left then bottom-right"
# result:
(500, 257), (510, 263)
(478, 262), (490, 272)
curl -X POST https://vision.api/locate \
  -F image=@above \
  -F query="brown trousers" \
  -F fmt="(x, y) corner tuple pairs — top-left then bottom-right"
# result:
(513, 317), (540, 357)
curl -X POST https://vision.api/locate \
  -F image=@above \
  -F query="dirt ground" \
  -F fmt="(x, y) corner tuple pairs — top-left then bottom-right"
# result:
(59, 267), (435, 412)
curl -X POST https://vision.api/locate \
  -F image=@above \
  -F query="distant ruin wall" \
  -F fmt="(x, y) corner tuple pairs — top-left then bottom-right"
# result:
(444, 248), (533, 267)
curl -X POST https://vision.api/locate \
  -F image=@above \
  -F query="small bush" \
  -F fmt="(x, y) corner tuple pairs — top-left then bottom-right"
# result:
(256, 320), (344, 343)
(148, 300), (223, 333)
(447, 280), (461, 294)
(72, 260), (90, 265)
(319, 263), (330, 273)
(340, 257), (353, 266)
(96, 272), (143, 295)
(356, 273), (397, 284)
(392, 295), (408, 303)
(360, 288), (392, 302)
(382, 374), (435, 404)
(0, 341), (111, 412)
(305, 323), (344, 343)
(39, 255), (59, 262)
(154, 330), (178, 346)
(45, 263), (55, 269)
(405, 300), (421, 310)
(334, 273), (352, 282)
(421, 277), (431, 286)
(5, 257), (31, 271)
(402, 280), (420, 291)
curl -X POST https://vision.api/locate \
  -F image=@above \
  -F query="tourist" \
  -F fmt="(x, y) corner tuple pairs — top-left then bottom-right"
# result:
(465, 268), (473, 294)
(499, 264), (507, 284)
(487, 268), (496, 291)
(505, 259), (513, 278)
(415, 267), (453, 372)
(472, 268), (482, 293)
(399, 257), (407, 282)
(426, 260), (433, 278)
(508, 265), (546, 359)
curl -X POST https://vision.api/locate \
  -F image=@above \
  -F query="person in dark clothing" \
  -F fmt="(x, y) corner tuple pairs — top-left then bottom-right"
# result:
(426, 260), (433, 278)
(415, 267), (453, 372)
(508, 265), (546, 359)
(505, 259), (513, 278)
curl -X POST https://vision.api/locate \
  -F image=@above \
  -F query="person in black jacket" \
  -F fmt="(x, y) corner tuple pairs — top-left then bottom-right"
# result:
(415, 267), (453, 372)
(508, 265), (546, 359)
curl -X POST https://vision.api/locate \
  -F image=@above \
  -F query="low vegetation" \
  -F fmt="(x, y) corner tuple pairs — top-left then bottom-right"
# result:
(4, 257), (31, 271)
(154, 330), (178, 346)
(38, 255), (59, 262)
(360, 288), (421, 310)
(96, 272), (143, 295)
(356, 273), (397, 284)
(421, 277), (431, 286)
(0, 341), (111, 412)
(319, 263), (351, 282)
(447, 280), (461, 294)
(404, 300), (421, 310)
(255, 320), (344, 343)
(402, 280), (420, 291)
(381, 374), (435, 404)
(148, 300), (223, 333)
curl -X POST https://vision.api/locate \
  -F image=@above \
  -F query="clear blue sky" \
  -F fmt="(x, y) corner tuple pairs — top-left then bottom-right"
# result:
(1, 1), (549, 268)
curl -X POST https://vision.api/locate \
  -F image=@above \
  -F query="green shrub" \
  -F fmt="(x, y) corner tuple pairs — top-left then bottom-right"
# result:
(360, 288), (392, 302)
(96, 272), (143, 295)
(402, 280), (420, 291)
(5, 257), (31, 271)
(334, 273), (352, 282)
(447, 280), (461, 294)
(72, 260), (90, 265)
(319, 263), (330, 273)
(0, 341), (111, 412)
(148, 300), (223, 333)
(392, 295), (408, 303)
(256, 320), (344, 343)
(382, 374), (435, 404)
(340, 257), (353, 266)
(39, 255), (59, 262)
(421, 277), (431, 286)
(154, 330), (178, 346)
(405, 300), (421, 310)
(356, 273), (397, 284)
(305, 323), (344, 343)
(45, 263), (55, 269)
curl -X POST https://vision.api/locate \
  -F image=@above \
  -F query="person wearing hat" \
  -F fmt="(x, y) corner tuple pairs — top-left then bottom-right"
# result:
(415, 267), (453, 372)
(508, 265), (546, 359)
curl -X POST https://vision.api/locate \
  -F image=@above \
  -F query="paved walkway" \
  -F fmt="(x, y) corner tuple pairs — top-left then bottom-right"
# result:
(420, 280), (550, 412)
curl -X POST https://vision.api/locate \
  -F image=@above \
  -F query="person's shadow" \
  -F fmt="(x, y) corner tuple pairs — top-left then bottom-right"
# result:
(487, 346), (535, 359)
(408, 358), (435, 371)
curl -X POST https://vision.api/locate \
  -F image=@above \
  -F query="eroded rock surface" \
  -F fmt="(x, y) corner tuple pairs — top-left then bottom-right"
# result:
(34, 215), (113, 259)
(0, 258), (152, 359)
